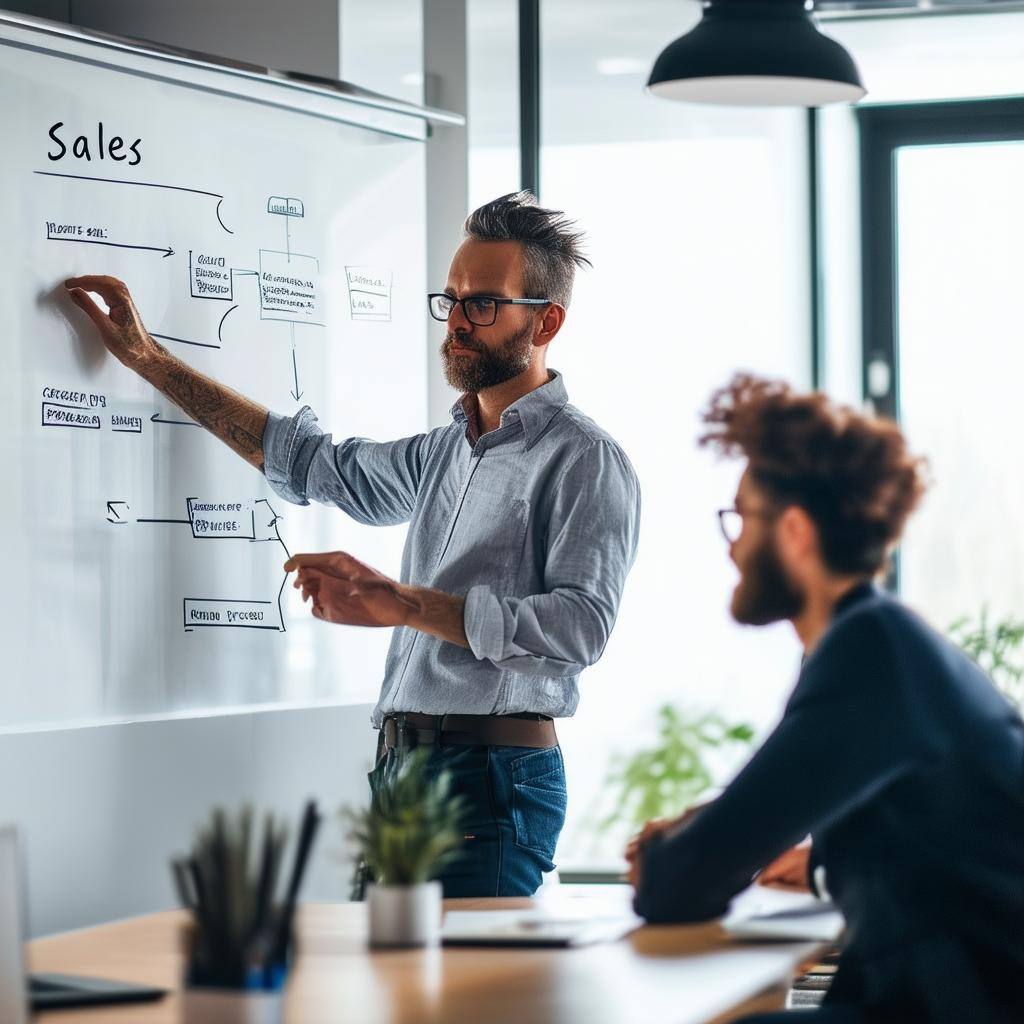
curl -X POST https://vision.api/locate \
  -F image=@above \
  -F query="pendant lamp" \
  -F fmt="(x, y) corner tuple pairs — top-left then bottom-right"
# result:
(647, 0), (866, 107)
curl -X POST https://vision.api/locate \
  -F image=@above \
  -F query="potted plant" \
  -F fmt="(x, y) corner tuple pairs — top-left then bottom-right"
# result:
(345, 748), (466, 948)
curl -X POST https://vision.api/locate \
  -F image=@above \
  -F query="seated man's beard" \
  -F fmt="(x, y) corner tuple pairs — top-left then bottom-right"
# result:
(731, 533), (806, 626)
(440, 322), (534, 392)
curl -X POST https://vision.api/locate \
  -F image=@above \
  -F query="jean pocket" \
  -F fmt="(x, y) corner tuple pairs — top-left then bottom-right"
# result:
(511, 747), (567, 861)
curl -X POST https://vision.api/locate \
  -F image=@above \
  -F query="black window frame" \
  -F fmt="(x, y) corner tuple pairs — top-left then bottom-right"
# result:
(857, 96), (1024, 422)
(855, 96), (1024, 589)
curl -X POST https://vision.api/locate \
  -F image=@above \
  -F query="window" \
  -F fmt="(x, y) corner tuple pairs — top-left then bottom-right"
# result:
(536, 0), (811, 869)
(858, 98), (1024, 630)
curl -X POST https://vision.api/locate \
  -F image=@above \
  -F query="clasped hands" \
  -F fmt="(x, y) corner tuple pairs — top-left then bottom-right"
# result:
(285, 551), (418, 628)
(624, 805), (812, 893)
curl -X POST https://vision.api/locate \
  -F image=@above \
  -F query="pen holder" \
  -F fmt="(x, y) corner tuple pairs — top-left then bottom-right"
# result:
(170, 801), (322, 1024)
(181, 985), (284, 1024)
(181, 951), (288, 1024)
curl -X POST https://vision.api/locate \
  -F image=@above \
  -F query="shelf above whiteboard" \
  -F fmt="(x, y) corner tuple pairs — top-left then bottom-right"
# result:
(0, 10), (464, 142)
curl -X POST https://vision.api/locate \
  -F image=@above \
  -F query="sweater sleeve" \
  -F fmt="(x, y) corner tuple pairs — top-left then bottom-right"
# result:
(634, 610), (921, 923)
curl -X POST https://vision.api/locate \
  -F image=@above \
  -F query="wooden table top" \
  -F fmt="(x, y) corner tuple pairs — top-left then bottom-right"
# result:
(28, 895), (822, 1023)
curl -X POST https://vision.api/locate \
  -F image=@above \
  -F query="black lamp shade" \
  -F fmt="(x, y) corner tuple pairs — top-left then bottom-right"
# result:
(647, 0), (866, 107)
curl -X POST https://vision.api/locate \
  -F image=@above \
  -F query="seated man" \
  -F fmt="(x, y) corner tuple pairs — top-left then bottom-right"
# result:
(627, 375), (1024, 1023)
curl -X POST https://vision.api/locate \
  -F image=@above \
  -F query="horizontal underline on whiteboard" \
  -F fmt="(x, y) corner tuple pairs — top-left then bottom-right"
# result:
(0, 698), (375, 736)
(34, 169), (223, 199)
(151, 332), (221, 350)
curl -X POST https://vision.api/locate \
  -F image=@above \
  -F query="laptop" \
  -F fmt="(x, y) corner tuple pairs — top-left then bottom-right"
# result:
(0, 825), (166, 1017)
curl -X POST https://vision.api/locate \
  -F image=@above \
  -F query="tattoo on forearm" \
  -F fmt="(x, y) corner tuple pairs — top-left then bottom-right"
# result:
(148, 355), (269, 470)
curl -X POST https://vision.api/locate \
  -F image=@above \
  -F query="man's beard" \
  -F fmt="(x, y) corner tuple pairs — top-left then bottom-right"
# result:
(440, 321), (534, 393)
(731, 533), (806, 626)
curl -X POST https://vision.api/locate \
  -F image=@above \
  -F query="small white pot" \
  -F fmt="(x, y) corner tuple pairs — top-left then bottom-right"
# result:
(180, 987), (283, 1024)
(367, 880), (442, 948)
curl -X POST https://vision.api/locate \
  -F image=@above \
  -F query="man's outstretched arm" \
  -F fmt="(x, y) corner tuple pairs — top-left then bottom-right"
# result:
(64, 275), (269, 469)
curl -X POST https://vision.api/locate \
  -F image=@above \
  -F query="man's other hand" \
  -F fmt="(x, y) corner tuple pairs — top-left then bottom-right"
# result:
(624, 802), (710, 889)
(286, 551), (417, 628)
(64, 275), (163, 372)
(758, 843), (812, 892)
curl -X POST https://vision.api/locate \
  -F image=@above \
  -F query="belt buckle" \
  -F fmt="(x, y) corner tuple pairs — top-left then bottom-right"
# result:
(396, 713), (418, 753)
(383, 716), (401, 752)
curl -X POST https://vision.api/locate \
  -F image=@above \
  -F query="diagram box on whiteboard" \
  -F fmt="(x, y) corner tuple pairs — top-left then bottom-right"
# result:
(183, 599), (282, 631)
(189, 250), (233, 300)
(41, 401), (101, 429)
(345, 266), (392, 322)
(186, 498), (255, 539)
(258, 250), (323, 325)
(267, 196), (304, 217)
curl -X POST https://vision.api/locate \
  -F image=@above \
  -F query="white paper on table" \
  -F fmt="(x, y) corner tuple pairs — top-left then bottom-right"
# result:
(442, 907), (642, 947)
(722, 884), (845, 942)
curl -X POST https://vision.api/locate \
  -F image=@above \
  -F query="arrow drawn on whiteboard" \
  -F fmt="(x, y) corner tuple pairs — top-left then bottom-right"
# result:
(33, 170), (233, 234)
(106, 500), (129, 524)
(289, 349), (304, 402)
(46, 232), (174, 258)
(150, 411), (200, 428)
(289, 325), (303, 401)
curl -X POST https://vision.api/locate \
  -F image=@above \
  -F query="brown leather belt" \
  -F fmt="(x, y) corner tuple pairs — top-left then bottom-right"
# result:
(379, 712), (557, 752)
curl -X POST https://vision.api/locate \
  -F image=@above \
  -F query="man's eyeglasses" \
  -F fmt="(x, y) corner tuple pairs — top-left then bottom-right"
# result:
(717, 507), (775, 544)
(428, 293), (551, 328)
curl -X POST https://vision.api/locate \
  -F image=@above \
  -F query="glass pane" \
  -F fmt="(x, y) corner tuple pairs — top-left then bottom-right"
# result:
(538, 0), (812, 870)
(468, 0), (520, 208)
(897, 142), (1024, 631)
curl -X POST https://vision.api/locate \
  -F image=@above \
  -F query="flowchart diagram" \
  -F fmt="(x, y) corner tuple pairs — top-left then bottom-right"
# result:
(38, 167), (394, 416)
(105, 496), (291, 632)
(34, 167), (397, 634)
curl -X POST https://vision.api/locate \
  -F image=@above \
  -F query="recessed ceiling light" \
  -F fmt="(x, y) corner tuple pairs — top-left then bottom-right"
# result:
(596, 57), (651, 76)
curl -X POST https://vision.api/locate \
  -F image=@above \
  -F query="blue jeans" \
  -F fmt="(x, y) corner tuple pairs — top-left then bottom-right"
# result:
(368, 742), (567, 898)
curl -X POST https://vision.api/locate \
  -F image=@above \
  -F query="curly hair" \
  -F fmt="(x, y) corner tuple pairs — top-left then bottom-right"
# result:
(699, 374), (929, 576)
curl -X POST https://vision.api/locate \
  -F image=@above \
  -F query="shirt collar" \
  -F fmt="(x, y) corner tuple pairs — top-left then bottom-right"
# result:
(449, 370), (569, 449)
(832, 579), (880, 619)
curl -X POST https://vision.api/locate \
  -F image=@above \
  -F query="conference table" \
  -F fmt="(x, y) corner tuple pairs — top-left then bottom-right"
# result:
(29, 889), (825, 1023)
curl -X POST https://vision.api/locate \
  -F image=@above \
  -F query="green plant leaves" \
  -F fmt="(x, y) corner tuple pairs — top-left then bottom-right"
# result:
(344, 750), (467, 886)
(949, 606), (1024, 710)
(596, 704), (755, 835)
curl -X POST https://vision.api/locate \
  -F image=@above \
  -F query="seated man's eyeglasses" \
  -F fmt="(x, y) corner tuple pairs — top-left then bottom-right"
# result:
(428, 292), (551, 328)
(716, 506), (775, 544)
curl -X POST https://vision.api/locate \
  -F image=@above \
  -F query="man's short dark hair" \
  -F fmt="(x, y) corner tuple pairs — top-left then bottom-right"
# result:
(699, 373), (929, 576)
(464, 191), (591, 309)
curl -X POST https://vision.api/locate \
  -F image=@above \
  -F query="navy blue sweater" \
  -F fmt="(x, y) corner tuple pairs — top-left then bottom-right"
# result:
(634, 584), (1024, 1022)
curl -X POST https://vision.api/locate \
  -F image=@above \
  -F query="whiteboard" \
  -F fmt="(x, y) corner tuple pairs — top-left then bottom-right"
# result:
(0, 17), (429, 729)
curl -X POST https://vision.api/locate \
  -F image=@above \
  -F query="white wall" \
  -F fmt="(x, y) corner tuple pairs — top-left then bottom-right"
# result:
(1, 705), (376, 939)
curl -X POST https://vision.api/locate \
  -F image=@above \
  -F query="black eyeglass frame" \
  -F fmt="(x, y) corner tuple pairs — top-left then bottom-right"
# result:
(427, 292), (552, 327)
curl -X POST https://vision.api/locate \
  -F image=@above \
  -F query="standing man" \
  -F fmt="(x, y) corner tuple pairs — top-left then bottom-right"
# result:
(65, 191), (641, 898)
(627, 375), (1024, 1023)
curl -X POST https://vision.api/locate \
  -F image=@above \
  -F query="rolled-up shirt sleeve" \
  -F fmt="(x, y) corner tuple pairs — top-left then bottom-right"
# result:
(463, 439), (640, 676)
(262, 406), (434, 527)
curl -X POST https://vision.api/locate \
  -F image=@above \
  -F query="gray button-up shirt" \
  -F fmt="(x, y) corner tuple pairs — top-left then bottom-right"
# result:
(263, 370), (640, 725)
